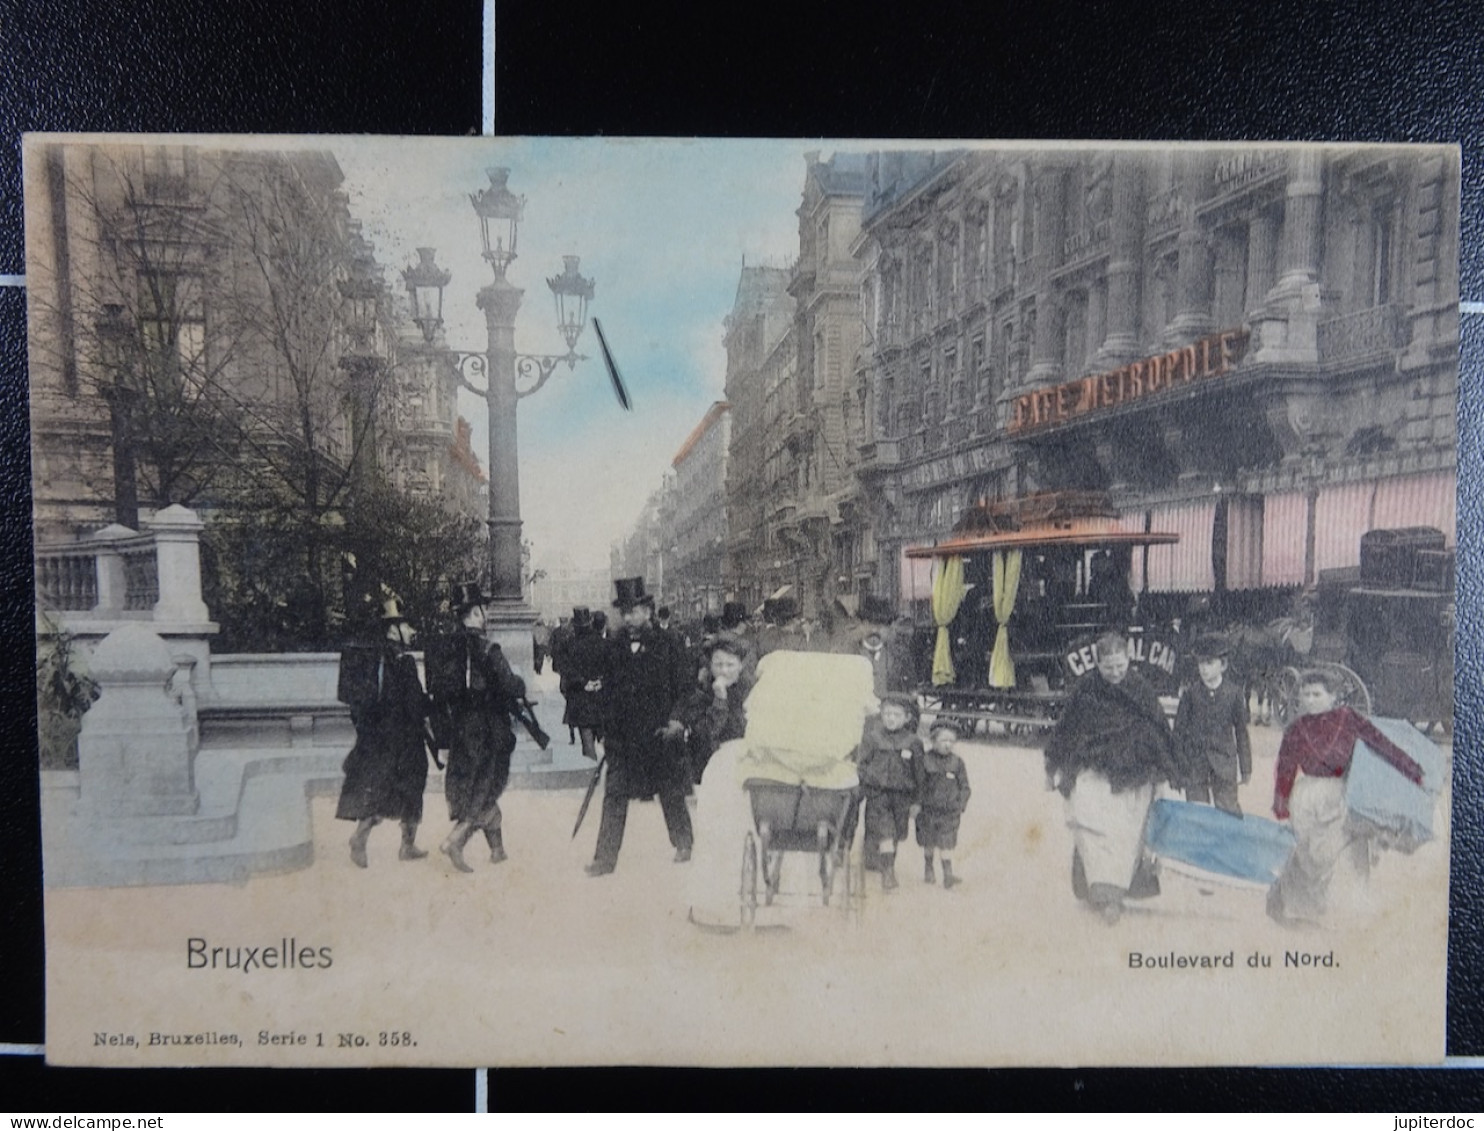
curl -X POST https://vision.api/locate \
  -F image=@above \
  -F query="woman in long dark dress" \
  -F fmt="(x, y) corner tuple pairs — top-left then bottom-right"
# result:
(437, 583), (525, 873)
(336, 600), (435, 867)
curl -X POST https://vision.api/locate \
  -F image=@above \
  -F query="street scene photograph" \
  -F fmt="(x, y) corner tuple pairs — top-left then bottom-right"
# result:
(24, 135), (1458, 1067)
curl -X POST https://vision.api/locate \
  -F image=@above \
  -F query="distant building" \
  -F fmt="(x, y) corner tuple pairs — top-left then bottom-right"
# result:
(722, 151), (869, 619)
(529, 550), (612, 623)
(667, 401), (730, 619)
(722, 264), (793, 610)
(611, 481), (673, 599)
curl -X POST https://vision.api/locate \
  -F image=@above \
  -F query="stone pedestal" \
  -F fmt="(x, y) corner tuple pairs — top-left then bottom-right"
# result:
(147, 505), (211, 623)
(78, 623), (199, 818)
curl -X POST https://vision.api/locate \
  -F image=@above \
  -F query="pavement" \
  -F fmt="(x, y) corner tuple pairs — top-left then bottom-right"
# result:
(41, 713), (1453, 1067)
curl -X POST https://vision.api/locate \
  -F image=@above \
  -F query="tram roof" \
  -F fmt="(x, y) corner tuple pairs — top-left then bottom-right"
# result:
(904, 525), (1179, 559)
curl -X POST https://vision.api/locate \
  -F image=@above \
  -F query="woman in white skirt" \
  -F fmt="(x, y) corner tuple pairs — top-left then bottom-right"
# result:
(1044, 633), (1178, 924)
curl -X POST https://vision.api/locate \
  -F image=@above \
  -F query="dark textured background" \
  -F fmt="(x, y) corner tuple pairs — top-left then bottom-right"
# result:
(2, 0), (1481, 1111)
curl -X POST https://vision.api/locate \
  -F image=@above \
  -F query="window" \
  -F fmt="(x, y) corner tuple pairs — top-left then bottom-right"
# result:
(1370, 210), (1394, 306)
(1063, 290), (1089, 376)
(142, 147), (194, 202)
(1212, 222), (1249, 328)
(971, 334), (989, 403)
(937, 223), (960, 311)
(944, 344), (963, 412)
(137, 271), (207, 392)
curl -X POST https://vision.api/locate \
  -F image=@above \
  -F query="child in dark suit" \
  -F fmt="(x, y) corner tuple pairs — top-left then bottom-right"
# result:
(854, 691), (922, 891)
(915, 721), (972, 888)
(1173, 634), (1251, 816)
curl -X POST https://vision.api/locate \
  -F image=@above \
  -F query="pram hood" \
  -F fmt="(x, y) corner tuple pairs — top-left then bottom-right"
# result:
(733, 651), (878, 790)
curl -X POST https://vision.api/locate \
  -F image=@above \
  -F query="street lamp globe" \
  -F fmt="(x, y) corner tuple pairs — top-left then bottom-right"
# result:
(470, 166), (524, 276)
(547, 255), (595, 353)
(338, 265), (383, 353)
(402, 247), (450, 344)
(95, 302), (133, 371)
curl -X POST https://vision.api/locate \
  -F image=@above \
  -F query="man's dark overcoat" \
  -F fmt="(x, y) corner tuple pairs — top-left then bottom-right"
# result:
(602, 623), (690, 800)
(443, 630), (523, 825)
(336, 644), (432, 822)
(559, 625), (609, 729)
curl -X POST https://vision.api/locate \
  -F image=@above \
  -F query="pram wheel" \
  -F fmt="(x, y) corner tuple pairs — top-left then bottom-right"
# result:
(818, 821), (834, 906)
(759, 820), (780, 906)
(740, 831), (759, 928)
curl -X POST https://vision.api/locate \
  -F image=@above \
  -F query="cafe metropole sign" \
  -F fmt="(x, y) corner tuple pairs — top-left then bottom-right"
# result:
(1008, 325), (1251, 434)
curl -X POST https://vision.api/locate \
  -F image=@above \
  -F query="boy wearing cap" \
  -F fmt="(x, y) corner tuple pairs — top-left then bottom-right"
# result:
(1173, 634), (1251, 817)
(853, 691), (923, 891)
(915, 721), (972, 888)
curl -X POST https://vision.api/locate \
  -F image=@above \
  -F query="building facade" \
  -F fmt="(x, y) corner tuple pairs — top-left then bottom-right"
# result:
(667, 401), (731, 619)
(723, 153), (870, 618)
(26, 140), (488, 544)
(851, 145), (1459, 612)
(721, 264), (793, 609)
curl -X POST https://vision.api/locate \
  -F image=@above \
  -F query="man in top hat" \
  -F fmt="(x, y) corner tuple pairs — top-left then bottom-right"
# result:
(559, 605), (607, 761)
(1172, 632), (1252, 816)
(432, 582), (527, 872)
(586, 576), (694, 876)
(335, 594), (437, 867)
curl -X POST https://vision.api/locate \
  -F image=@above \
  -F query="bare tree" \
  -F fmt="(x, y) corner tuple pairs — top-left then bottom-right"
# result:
(31, 144), (249, 525)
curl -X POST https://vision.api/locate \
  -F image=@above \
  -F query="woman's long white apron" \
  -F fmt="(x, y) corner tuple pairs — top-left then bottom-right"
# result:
(1065, 771), (1153, 896)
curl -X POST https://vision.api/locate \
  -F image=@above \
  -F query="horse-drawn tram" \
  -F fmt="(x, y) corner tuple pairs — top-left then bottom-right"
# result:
(904, 491), (1185, 735)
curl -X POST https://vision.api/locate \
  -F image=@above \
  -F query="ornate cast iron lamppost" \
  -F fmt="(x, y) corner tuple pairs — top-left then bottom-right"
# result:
(402, 167), (594, 669)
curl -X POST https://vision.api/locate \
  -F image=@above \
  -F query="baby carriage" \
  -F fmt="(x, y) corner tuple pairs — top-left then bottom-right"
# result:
(685, 651), (878, 931)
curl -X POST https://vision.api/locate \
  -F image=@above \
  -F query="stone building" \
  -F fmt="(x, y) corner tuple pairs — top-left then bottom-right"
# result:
(666, 401), (731, 619)
(26, 140), (486, 543)
(851, 145), (1459, 613)
(721, 263), (793, 609)
(528, 550), (612, 623)
(723, 152), (869, 618)
(611, 481), (673, 597)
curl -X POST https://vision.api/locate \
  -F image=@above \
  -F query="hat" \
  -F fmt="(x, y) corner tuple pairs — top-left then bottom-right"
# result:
(450, 581), (486, 613)
(859, 594), (895, 625)
(1192, 633), (1231, 660)
(571, 606), (592, 628)
(612, 576), (654, 610)
(929, 720), (962, 738)
(879, 691), (920, 722)
(657, 605), (672, 620)
(721, 601), (749, 628)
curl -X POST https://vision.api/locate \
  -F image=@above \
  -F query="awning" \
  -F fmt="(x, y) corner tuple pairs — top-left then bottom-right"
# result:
(1144, 500), (1216, 592)
(904, 525), (1178, 559)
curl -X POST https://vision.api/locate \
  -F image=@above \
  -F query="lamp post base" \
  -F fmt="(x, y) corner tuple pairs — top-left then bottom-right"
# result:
(482, 598), (561, 773)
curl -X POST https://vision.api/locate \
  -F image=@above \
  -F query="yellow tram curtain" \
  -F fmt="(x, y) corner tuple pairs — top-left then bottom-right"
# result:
(930, 555), (967, 686)
(989, 549), (1023, 689)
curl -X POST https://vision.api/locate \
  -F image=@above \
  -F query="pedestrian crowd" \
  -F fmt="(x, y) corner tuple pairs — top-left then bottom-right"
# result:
(331, 580), (1429, 931)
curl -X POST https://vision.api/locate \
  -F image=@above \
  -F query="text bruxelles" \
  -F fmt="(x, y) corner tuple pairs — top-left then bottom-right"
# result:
(1008, 327), (1251, 434)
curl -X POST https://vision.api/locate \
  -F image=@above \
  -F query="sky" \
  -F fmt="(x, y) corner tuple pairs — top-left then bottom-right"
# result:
(333, 137), (816, 574)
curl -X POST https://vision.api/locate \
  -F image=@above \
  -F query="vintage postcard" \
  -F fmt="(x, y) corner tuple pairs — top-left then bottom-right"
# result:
(25, 135), (1458, 1067)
